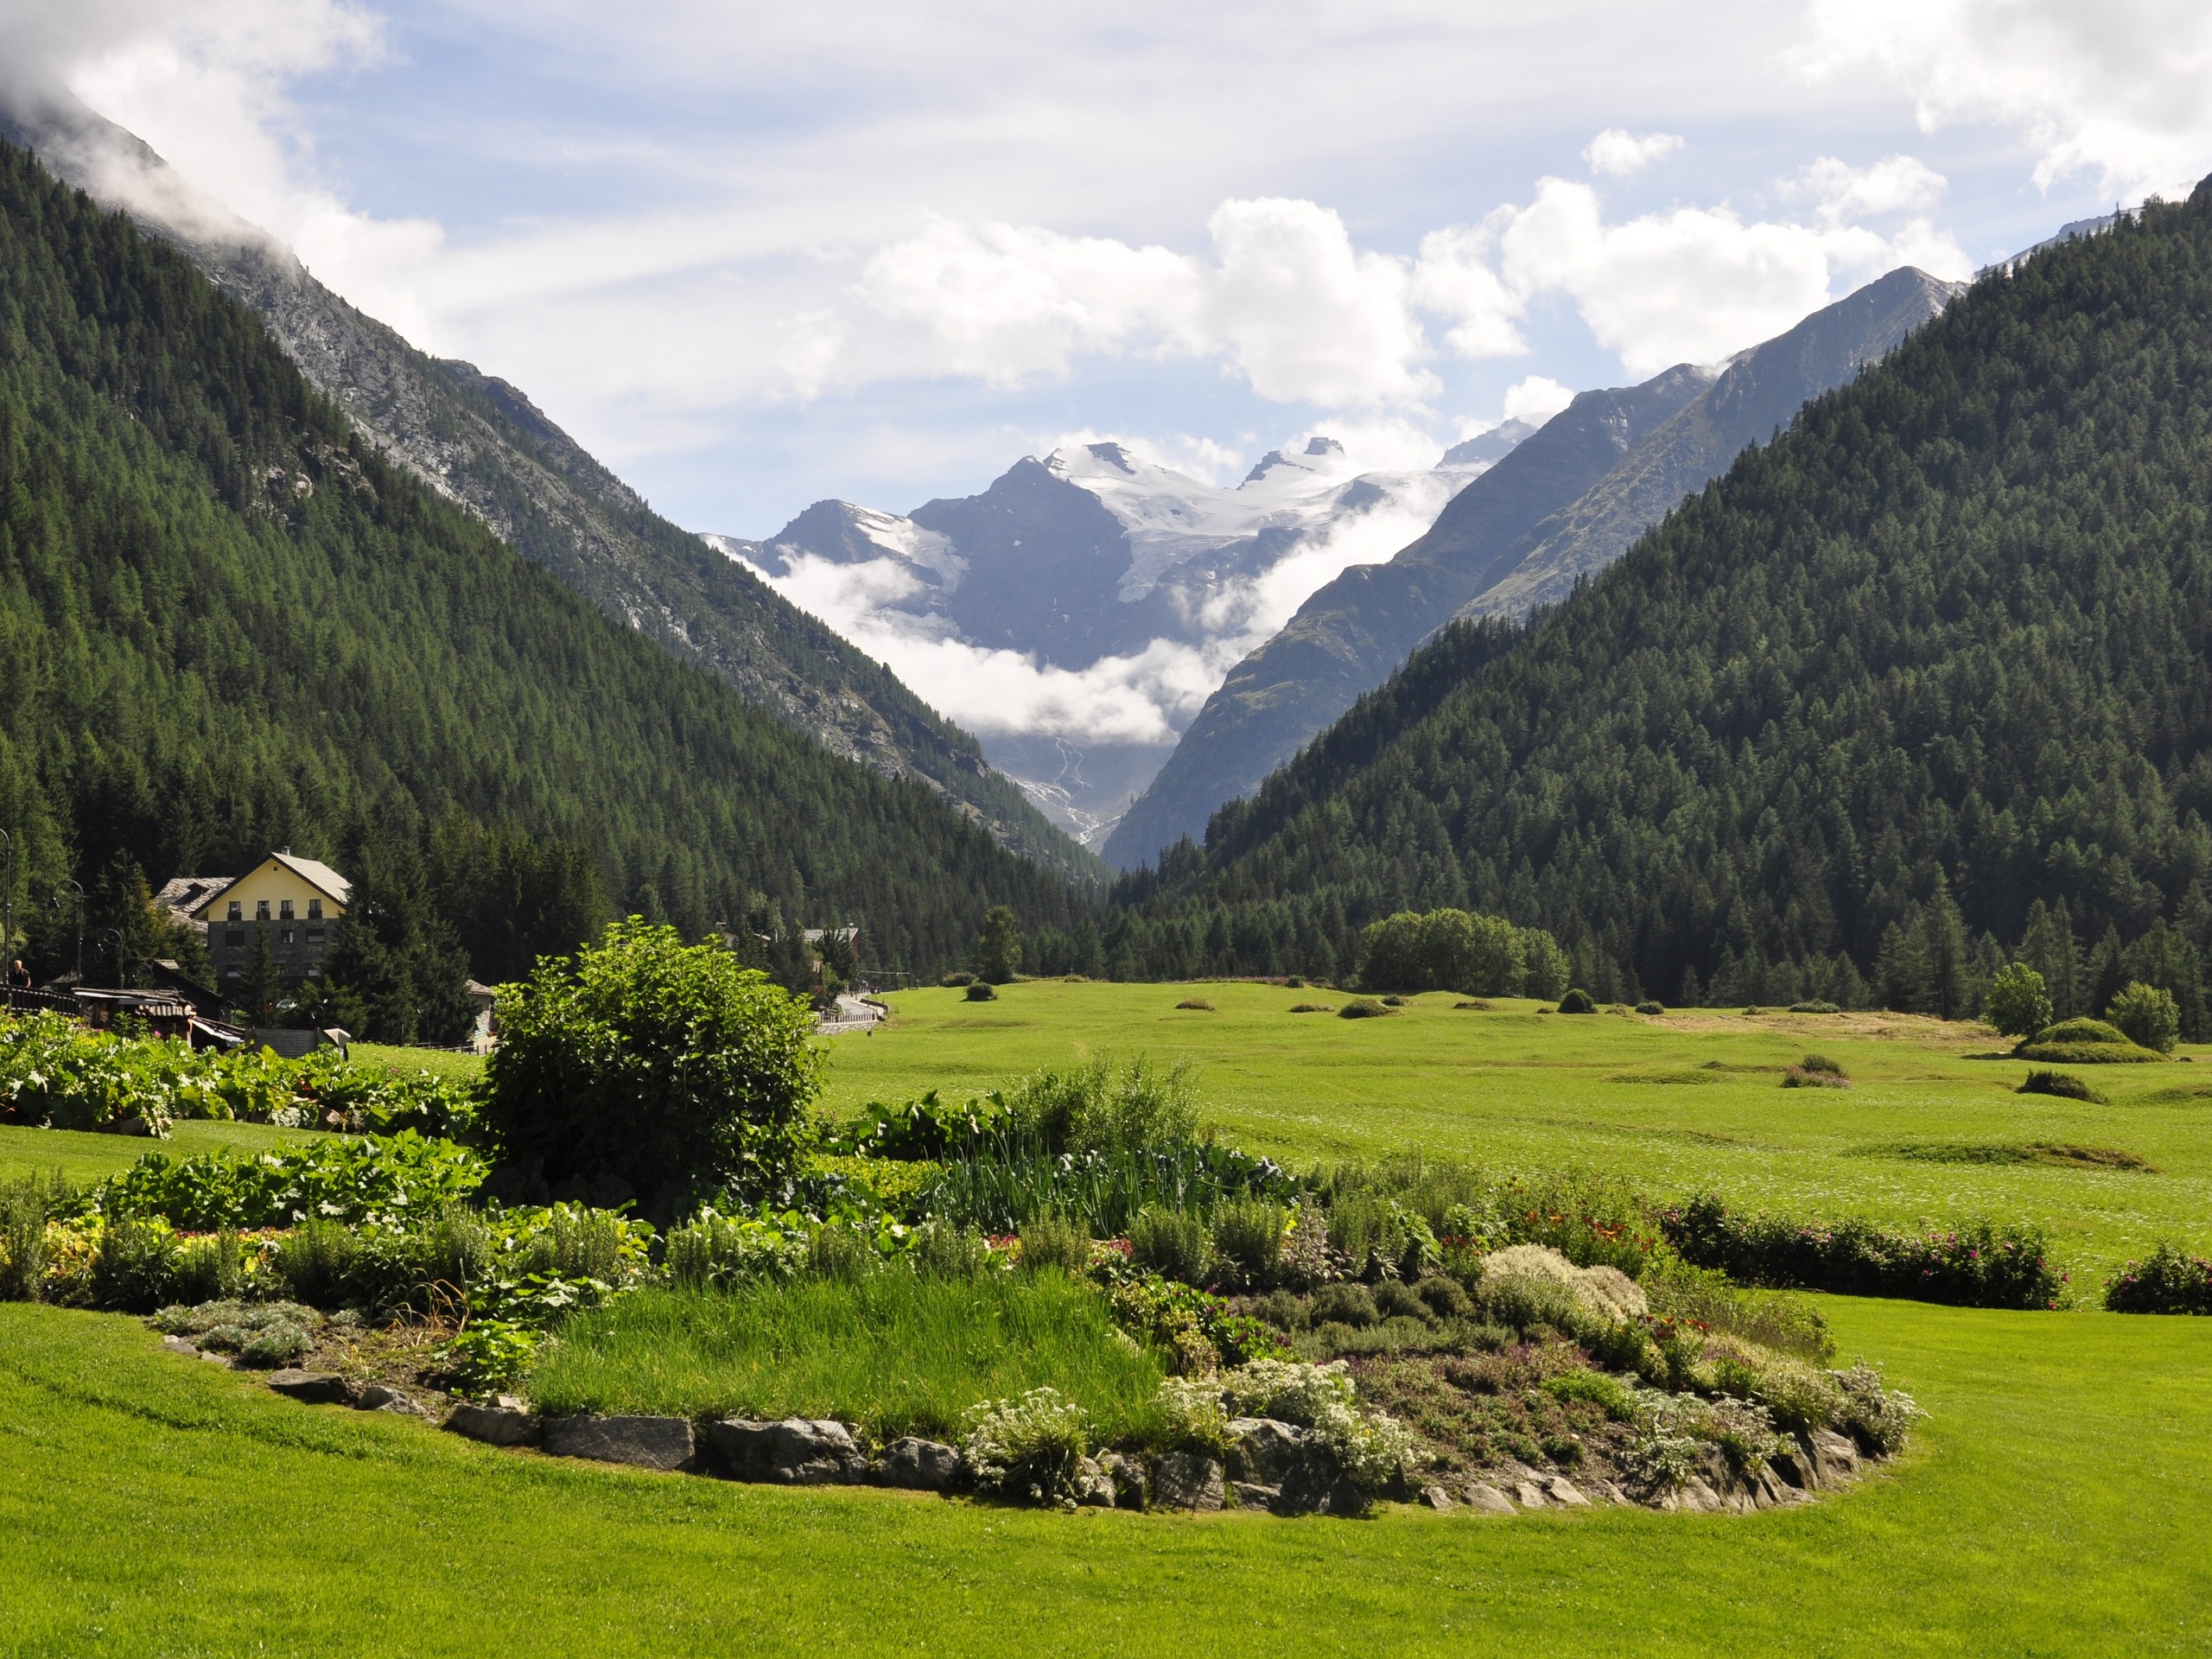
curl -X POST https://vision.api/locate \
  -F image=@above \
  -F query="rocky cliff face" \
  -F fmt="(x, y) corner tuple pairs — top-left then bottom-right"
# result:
(0, 91), (1098, 884)
(1104, 270), (1961, 870)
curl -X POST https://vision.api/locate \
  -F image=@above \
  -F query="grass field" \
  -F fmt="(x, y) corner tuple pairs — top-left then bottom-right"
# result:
(0, 1294), (2203, 1656)
(0, 1118), (308, 1186)
(825, 981), (2212, 1277)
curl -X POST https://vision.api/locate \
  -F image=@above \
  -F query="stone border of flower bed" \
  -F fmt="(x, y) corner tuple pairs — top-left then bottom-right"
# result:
(425, 1401), (1871, 1516)
(158, 1326), (1885, 1517)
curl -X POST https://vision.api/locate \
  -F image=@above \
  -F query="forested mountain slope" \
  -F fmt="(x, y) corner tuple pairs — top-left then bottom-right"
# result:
(1105, 270), (1957, 869)
(0, 138), (1090, 975)
(1110, 183), (2212, 1023)
(0, 92), (1094, 883)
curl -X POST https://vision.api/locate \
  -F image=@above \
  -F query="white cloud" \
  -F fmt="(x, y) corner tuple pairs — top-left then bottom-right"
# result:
(1503, 375), (1575, 425)
(1583, 128), (1686, 176)
(1798, 0), (2212, 201)
(1783, 153), (1948, 223)
(1409, 222), (1529, 359)
(855, 197), (1434, 409)
(855, 217), (1207, 388)
(1499, 178), (1834, 372)
(1205, 198), (1435, 407)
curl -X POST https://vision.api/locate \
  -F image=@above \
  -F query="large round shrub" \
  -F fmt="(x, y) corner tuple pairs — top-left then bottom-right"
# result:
(2106, 982), (2180, 1054)
(1983, 963), (2052, 1039)
(482, 919), (821, 1214)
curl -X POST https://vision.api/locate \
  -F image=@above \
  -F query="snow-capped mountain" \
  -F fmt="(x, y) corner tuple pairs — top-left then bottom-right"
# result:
(704, 430), (1529, 842)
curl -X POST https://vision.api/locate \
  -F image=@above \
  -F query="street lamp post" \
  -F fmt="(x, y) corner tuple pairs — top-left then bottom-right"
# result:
(53, 879), (84, 986)
(99, 927), (126, 989)
(0, 828), (13, 990)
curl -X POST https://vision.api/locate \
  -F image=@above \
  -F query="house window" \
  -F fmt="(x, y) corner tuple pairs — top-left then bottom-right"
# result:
(227, 901), (242, 922)
(280, 899), (295, 921)
(256, 900), (270, 921)
(226, 930), (245, 947)
(308, 899), (323, 920)
(306, 929), (325, 946)
(281, 928), (295, 946)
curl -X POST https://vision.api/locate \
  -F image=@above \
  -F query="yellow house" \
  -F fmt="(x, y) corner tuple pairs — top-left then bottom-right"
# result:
(190, 851), (352, 988)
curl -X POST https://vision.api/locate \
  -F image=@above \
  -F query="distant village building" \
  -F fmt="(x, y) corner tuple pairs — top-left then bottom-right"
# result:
(188, 851), (352, 989)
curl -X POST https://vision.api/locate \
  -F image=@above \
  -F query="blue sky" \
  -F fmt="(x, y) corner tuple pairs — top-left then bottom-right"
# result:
(12, 0), (2210, 535)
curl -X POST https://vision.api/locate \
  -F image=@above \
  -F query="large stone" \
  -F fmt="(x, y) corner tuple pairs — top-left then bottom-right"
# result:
(1807, 1428), (1861, 1484)
(1512, 1480), (1549, 1510)
(1233, 1481), (1282, 1510)
(702, 1417), (864, 1484)
(1072, 1457), (1116, 1509)
(543, 1414), (697, 1471)
(880, 1436), (961, 1491)
(265, 1370), (348, 1404)
(1770, 1447), (1821, 1492)
(446, 1402), (539, 1446)
(160, 1335), (199, 1358)
(1421, 1484), (1454, 1512)
(1150, 1452), (1225, 1511)
(1103, 1451), (1150, 1510)
(1543, 1475), (1591, 1508)
(1678, 1477), (1724, 1514)
(1225, 1417), (1308, 1486)
(1461, 1482), (1515, 1515)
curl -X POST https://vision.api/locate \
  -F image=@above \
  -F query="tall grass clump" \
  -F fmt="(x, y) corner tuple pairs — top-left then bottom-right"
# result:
(1210, 1197), (1286, 1289)
(0, 1173), (66, 1300)
(1017, 1211), (1090, 1274)
(1128, 1205), (1207, 1281)
(529, 1275), (1166, 1441)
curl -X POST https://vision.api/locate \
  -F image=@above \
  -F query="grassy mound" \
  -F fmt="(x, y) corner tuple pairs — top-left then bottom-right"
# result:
(2016, 1019), (2164, 1064)
(1338, 999), (1390, 1019)
(2019, 1071), (2107, 1104)
(528, 1272), (1166, 1442)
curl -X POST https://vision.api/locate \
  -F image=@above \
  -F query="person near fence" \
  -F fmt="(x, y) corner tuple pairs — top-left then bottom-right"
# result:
(6, 959), (29, 990)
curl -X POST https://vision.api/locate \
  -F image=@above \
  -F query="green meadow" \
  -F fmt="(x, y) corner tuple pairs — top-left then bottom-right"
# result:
(1, 1295), (2204, 1656)
(824, 980), (2212, 1279)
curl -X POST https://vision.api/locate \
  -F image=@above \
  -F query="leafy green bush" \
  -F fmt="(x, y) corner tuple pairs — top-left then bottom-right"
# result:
(0, 1013), (477, 1139)
(806, 1222), (880, 1282)
(1017, 1211), (1090, 1274)
(483, 918), (822, 1216)
(1542, 1367), (1638, 1421)
(2018, 1070), (2106, 1103)
(1635, 1001), (1665, 1015)
(1982, 963), (2052, 1039)
(1310, 1281), (1379, 1329)
(940, 971), (975, 988)
(1337, 998), (1389, 1019)
(1557, 988), (1596, 1014)
(1105, 1273), (1283, 1374)
(2103, 1243), (2212, 1313)
(435, 1320), (541, 1395)
(91, 1132), (486, 1230)
(1661, 1194), (2065, 1309)
(963, 982), (998, 1002)
(2106, 982), (2181, 1054)
(1209, 1197), (1285, 1290)
(1799, 1054), (1845, 1077)
(1128, 1205), (1207, 1282)
(1002, 1058), (1199, 1157)
(170, 1228), (256, 1304)
(1788, 1000), (1841, 1014)
(1214, 1357), (1415, 1497)
(663, 1208), (807, 1290)
(1174, 997), (1215, 1011)
(909, 1218), (994, 1281)
(275, 1218), (361, 1306)
(1637, 1255), (1832, 1362)
(89, 1215), (181, 1313)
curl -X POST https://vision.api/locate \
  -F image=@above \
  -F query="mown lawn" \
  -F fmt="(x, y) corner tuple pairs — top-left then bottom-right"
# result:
(826, 980), (2212, 1275)
(0, 1296), (2202, 1656)
(0, 1119), (308, 1186)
